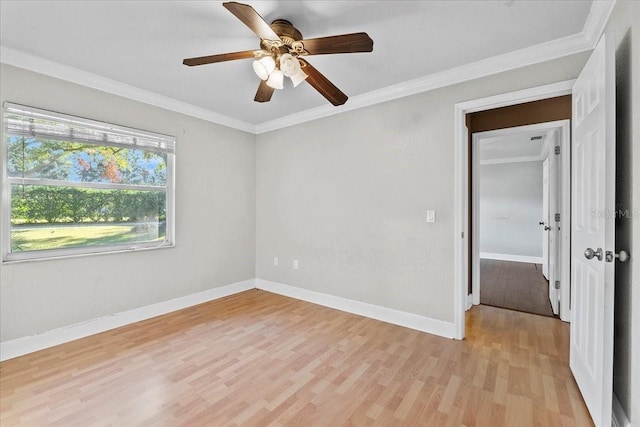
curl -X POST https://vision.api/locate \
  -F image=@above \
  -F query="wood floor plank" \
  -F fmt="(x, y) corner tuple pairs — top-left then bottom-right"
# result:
(0, 290), (592, 426)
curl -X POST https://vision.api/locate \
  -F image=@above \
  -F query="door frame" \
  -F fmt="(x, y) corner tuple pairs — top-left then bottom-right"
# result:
(469, 119), (571, 319)
(543, 155), (550, 279)
(453, 80), (575, 339)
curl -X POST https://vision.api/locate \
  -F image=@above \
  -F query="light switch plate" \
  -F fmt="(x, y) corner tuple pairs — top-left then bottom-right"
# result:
(427, 210), (436, 223)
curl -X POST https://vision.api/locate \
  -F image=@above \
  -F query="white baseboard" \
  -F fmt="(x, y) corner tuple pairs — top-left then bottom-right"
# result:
(3, 275), (628, 425)
(1, 277), (458, 362)
(0, 279), (256, 362)
(466, 293), (474, 310)
(256, 279), (456, 339)
(612, 393), (631, 427)
(480, 252), (543, 264)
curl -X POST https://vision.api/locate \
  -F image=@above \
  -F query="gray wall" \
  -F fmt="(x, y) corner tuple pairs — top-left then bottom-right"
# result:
(605, 1), (640, 424)
(1, 2), (637, 423)
(256, 52), (590, 324)
(479, 161), (543, 258)
(0, 64), (257, 342)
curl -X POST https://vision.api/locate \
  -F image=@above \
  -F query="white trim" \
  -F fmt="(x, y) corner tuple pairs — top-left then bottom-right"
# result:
(0, 279), (256, 361)
(6, 177), (166, 192)
(4, 101), (176, 151)
(480, 253), (544, 264)
(254, 33), (593, 134)
(466, 293), (473, 311)
(540, 130), (554, 159)
(472, 120), (571, 310)
(256, 279), (456, 339)
(0, 1), (615, 135)
(479, 155), (543, 166)
(454, 80), (574, 339)
(259, 0), (612, 133)
(0, 46), (256, 134)
(2, 100), (178, 262)
(471, 137), (481, 305)
(583, 0), (617, 46)
(0, 104), (9, 265)
(612, 394), (631, 427)
(557, 121), (572, 322)
(1, 277), (461, 362)
(458, 80), (576, 115)
(453, 97), (468, 339)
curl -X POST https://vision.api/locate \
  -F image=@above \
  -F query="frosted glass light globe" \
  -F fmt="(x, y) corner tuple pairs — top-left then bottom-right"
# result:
(252, 56), (276, 80)
(266, 69), (284, 89)
(280, 54), (301, 77)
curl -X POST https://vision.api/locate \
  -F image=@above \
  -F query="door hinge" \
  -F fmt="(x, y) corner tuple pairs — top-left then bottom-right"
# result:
(555, 146), (561, 155)
(555, 213), (561, 222)
(555, 280), (560, 290)
(461, 232), (464, 239)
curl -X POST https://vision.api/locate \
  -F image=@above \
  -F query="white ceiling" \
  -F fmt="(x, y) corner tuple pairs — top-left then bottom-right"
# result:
(479, 129), (548, 161)
(1, 1), (603, 132)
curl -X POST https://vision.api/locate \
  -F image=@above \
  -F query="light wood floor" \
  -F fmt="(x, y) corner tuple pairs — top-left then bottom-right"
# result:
(480, 259), (555, 317)
(0, 290), (592, 426)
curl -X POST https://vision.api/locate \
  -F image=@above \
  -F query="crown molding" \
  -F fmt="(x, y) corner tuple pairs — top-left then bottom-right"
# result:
(254, 0), (615, 134)
(583, 0), (617, 46)
(0, 46), (256, 134)
(1, 0), (615, 135)
(256, 32), (592, 133)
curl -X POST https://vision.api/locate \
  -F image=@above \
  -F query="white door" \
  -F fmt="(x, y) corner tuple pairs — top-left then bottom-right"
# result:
(547, 133), (560, 315)
(542, 157), (549, 279)
(570, 34), (615, 427)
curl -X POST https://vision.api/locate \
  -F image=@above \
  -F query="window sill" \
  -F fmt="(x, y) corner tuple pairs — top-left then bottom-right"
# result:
(2, 242), (175, 265)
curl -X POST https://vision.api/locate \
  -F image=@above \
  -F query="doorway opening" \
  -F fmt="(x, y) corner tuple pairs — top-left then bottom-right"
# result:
(454, 34), (617, 426)
(452, 80), (575, 340)
(471, 121), (571, 318)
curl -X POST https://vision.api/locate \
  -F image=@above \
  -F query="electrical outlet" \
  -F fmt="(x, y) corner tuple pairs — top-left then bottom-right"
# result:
(274, 257), (279, 266)
(293, 259), (299, 270)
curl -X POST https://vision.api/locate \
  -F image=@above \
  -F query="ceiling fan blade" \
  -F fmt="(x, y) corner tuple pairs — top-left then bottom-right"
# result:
(299, 33), (373, 55)
(299, 59), (348, 106)
(183, 50), (257, 66)
(254, 80), (275, 103)
(223, 2), (281, 41)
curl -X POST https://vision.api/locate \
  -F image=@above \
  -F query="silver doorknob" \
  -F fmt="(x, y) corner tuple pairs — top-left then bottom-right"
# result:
(606, 250), (629, 263)
(584, 247), (603, 261)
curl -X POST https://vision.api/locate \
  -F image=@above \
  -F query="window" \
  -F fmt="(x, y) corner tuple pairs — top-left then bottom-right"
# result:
(2, 103), (175, 262)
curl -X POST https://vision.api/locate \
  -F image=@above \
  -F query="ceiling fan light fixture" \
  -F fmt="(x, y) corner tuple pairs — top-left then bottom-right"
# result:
(280, 53), (301, 77)
(289, 68), (308, 87)
(266, 68), (284, 89)
(182, 2), (373, 106)
(252, 56), (276, 80)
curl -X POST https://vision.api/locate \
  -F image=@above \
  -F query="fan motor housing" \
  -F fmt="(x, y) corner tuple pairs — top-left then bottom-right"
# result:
(270, 19), (303, 46)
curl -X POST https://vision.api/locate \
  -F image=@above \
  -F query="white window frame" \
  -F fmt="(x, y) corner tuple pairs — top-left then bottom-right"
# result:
(1, 102), (175, 262)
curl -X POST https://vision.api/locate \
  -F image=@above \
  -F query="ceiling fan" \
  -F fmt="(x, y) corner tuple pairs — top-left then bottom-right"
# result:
(182, 2), (374, 106)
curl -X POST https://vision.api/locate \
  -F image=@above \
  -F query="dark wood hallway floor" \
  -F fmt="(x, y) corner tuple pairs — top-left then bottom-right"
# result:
(480, 259), (555, 317)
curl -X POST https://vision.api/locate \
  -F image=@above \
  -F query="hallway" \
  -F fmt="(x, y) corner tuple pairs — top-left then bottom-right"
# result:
(480, 259), (555, 317)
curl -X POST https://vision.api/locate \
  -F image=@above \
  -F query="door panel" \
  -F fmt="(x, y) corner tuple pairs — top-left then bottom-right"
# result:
(570, 34), (615, 427)
(548, 132), (559, 315)
(542, 157), (549, 279)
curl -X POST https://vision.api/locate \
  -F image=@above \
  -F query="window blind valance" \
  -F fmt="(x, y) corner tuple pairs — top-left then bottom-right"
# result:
(3, 102), (175, 154)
